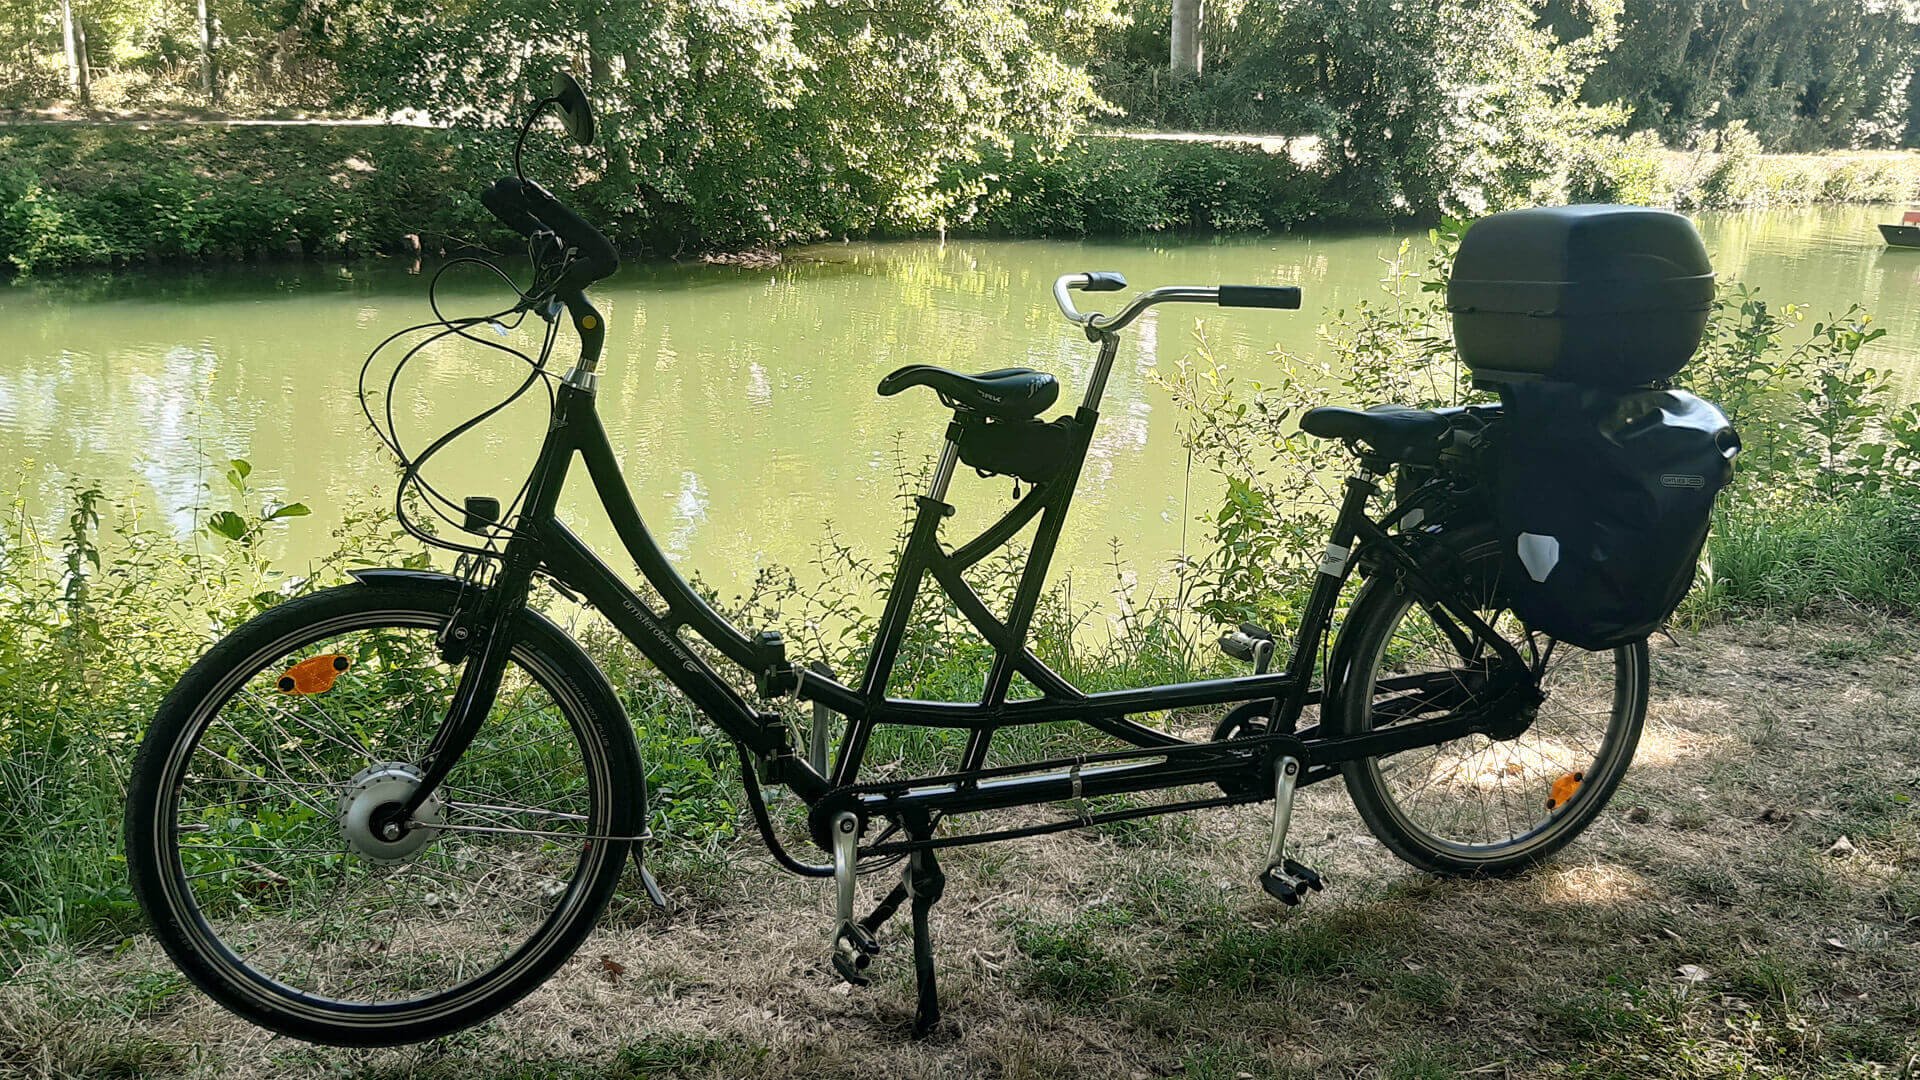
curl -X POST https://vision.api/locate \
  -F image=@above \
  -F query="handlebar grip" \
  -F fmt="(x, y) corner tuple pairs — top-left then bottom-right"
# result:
(1218, 285), (1302, 310)
(481, 178), (546, 239)
(483, 177), (620, 294)
(1081, 271), (1128, 292)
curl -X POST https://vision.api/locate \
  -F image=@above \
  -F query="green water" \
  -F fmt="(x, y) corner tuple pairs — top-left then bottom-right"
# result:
(4, 204), (1917, 602)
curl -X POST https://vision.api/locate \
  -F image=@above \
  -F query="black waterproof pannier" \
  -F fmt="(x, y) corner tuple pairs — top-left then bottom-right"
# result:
(1493, 383), (1740, 650)
(1449, 205), (1715, 386)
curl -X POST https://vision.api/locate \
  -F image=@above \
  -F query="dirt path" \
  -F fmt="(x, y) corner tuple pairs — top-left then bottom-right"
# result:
(3, 617), (1917, 1079)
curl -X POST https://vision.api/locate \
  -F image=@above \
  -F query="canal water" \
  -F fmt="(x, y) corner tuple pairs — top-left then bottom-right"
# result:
(3, 204), (1916, 604)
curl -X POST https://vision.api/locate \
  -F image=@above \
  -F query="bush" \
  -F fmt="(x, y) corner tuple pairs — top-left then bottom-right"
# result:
(1695, 121), (1766, 208)
(958, 136), (1329, 237)
(1564, 130), (1673, 205)
(0, 125), (495, 274)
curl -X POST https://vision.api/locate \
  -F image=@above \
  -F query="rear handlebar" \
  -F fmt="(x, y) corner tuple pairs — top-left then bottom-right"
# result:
(1053, 272), (1301, 334)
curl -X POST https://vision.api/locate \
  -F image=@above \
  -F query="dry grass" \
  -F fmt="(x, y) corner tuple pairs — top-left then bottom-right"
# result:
(3, 617), (1918, 1079)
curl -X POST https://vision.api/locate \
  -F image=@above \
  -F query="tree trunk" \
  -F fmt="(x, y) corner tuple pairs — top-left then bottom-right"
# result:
(1171, 0), (1203, 78)
(198, 0), (217, 105)
(75, 12), (91, 109)
(61, 0), (80, 97)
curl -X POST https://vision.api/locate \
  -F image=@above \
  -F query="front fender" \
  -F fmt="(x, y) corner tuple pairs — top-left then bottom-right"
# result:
(348, 568), (464, 591)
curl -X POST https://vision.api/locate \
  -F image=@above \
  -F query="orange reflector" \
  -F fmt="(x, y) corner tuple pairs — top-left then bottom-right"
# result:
(278, 653), (351, 695)
(1546, 771), (1584, 810)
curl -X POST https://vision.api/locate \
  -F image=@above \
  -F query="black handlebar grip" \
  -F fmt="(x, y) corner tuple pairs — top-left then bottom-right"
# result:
(1081, 271), (1128, 292)
(482, 177), (620, 294)
(516, 179), (620, 293)
(481, 178), (546, 239)
(1218, 285), (1303, 310)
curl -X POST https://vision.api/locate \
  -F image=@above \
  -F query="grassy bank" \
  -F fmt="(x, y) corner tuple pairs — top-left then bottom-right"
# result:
(2, 616), (1916, 1078)
(4, 123), (1917, 275)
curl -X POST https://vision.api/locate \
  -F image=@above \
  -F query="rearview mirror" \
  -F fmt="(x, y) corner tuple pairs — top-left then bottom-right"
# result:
(551, 72), (595, 146)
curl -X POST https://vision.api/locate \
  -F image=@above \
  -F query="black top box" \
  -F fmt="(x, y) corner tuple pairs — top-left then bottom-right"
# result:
(1447, 205), (1715, 386)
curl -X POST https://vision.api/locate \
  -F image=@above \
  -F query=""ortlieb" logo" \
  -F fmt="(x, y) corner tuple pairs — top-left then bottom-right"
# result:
(1661, 474), (1706, 489)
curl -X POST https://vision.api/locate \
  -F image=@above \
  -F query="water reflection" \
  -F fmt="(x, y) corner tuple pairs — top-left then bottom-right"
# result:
(1, 205), (1913, 602)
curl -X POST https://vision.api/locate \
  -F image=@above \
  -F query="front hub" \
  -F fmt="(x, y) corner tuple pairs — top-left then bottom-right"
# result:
(338, 762), (444, 864)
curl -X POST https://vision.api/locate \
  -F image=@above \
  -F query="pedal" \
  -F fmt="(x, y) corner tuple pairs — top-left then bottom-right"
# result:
(832, 921), (880, 986)
(1258, 755), (1316, 906)
(1259, 865), (1303, 905)
(1259, 858), (1325, 906)
(1283, 857), (1323, 892)
(1218, 623), (1277, 674)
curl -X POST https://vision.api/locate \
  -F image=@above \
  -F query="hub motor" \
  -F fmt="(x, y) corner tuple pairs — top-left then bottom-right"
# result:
(338, 762), (444, 864)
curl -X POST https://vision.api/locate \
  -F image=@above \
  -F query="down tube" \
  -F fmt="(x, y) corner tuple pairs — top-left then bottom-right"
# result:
(537, 521), (787, 761)
(567, 403), (764, 670)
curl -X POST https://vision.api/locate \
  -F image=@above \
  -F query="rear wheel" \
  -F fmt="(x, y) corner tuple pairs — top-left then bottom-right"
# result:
(126, 581), (643, 1046)
(1335, 532), (1647, 876)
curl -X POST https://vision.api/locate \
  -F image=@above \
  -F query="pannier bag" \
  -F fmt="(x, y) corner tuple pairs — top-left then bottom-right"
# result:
(1494, 383), (1739, 650)
(1449, 205), (1715, 386)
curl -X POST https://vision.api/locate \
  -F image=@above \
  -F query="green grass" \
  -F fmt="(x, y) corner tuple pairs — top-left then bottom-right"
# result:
(1687, 494), (1920, 620)
(1010, 909), (1132, 1008)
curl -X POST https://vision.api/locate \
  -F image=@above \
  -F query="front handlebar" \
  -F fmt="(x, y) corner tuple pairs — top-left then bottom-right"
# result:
(482, 176), (620, 297)
(1053, 272), (1302, 334)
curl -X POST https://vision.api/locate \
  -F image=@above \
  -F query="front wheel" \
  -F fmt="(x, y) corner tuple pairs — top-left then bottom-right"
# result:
(126, 580), (644, 1046)
(1334, 532), (1648, 876)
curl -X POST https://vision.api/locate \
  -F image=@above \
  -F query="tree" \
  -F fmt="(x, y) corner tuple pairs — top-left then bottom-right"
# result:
(198, 0), (217, 105)
(61, 0), (91, 108)
(1175, 0), (1623, 216)
(1581, 0), (1920, 150)
(1171, 0), (1202, 76)
(314, 0), (1120, 251)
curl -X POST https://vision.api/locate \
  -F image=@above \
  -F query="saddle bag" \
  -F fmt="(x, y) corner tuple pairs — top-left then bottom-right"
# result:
(957, 416), (1078, 485)
(1494, 383), (1739, 650)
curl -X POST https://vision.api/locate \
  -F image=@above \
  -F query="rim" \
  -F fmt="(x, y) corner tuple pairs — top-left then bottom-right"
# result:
(1355, 558), (1640, 861)
(147, 606), (616, 1025)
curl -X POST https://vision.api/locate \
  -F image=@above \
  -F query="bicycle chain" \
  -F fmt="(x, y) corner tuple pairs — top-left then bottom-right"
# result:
(806, 727), (1311, 853)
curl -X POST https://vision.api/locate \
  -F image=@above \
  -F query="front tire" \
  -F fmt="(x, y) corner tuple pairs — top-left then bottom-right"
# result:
(1334, 532), (1648, 877)
(126, 581), (643, 1046)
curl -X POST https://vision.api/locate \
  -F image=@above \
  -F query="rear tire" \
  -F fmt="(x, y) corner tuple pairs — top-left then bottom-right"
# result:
(1334, 532), (1647, 877)
(126, 581), (643, 1046)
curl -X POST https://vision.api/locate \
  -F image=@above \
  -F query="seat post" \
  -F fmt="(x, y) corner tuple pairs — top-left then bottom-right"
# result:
(1079, 332), (1121, 413)
(926, 434), (960, 502)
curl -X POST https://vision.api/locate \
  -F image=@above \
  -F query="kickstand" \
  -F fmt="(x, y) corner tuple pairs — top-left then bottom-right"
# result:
(631, 847), (669, 912)
(907, 843), (946, 1037)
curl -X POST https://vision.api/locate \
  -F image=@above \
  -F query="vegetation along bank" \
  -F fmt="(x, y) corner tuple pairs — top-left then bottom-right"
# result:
(5, 0), (1920, 274)
(2, 122), (1917, 276)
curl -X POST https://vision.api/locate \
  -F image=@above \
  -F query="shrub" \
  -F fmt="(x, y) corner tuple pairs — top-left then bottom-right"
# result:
(958, 136), (1328, 237)
(1564, 130), (1673, 205)
(1696, 122), (1766, 208)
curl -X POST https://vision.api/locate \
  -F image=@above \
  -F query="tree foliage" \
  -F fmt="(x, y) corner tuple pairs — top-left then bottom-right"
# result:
(1099, 0), (1920, 156)
(1580, 0), (1920, 152)
(308, 0), (1120, 249)
(1099, 0), (1628, 216)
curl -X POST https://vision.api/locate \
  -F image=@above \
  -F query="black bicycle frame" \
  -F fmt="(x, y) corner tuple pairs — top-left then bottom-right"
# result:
(397, 290), (1531, 852)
